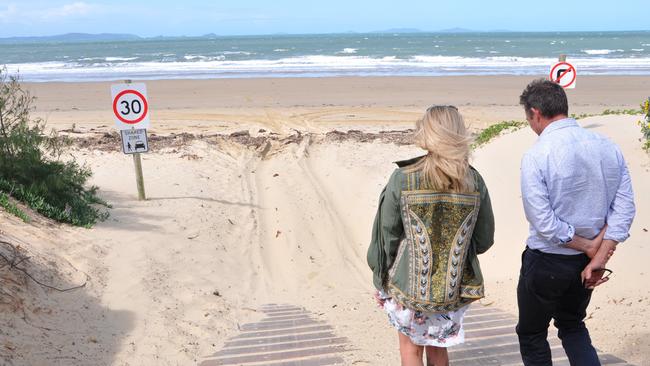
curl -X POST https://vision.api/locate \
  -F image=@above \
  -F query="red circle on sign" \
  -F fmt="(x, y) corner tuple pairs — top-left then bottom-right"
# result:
(112, 89), (149, 124)
(549, 62), (576, 88)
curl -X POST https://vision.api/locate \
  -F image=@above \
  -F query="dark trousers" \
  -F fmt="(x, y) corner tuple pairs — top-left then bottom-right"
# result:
(516, 248), (600, 366)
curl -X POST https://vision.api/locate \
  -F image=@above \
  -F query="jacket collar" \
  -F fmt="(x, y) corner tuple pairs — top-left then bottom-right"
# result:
(394, 155), (426, 168)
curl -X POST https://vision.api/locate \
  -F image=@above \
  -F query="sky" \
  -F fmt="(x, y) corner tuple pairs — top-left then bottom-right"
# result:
(0, 0), (648, 37)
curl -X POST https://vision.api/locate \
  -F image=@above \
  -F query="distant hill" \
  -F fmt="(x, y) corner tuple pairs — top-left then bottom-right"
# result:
(0, 29), (532, 44)
(438, 28), (476, 33)
(371, 28), (424, 34)
(0, 33), (142, 44)
(371, 27), (489, 34)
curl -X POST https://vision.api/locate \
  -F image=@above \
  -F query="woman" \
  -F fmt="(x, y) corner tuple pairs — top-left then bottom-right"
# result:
(367, 105), (495, 366)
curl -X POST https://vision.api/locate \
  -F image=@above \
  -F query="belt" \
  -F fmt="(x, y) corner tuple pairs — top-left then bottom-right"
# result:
(526, 247), (588, 261)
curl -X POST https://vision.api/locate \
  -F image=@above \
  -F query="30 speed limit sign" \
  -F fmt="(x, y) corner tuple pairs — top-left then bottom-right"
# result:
(111, 83), (150, 130)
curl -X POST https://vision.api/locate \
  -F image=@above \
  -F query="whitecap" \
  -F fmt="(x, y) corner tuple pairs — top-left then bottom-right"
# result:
(583, 49), (617, 55)
(9, 55), (650, 82)
(223, 51), (252, 55)
(338, 48), (358, 54)
(184, 55), (208, 60)
(105, 57), (139, 61)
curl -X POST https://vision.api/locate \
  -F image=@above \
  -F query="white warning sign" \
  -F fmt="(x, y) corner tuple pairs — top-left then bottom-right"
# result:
(121, 128), (149, 154)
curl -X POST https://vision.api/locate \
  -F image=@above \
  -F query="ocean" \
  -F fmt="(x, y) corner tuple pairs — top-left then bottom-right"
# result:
(1, 31), (650, 82)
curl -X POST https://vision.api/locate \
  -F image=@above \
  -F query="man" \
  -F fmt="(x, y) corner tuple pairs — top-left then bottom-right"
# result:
(516, 79), (635, 366)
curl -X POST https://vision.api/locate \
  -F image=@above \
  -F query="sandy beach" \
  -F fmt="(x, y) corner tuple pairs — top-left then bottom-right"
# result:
(1, 76), (649, 365)
(25, 76), (650, 135)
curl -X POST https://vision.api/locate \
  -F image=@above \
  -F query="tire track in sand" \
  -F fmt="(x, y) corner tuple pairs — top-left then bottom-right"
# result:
(248, 137), (366, 304)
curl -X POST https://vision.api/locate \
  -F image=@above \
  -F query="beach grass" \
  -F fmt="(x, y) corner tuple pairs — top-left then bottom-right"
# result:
(0, 192), (30, 223)
(571, 108), (643, 120)
(474, 108), (646, 148)
(472, 120), (527, 148)
(601, 108), (642, 115)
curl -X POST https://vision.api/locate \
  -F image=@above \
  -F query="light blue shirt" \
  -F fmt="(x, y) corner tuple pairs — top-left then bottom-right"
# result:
(521, 118), (635, 255)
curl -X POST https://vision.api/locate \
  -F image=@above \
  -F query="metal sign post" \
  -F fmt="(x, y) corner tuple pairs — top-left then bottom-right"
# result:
(111, 80), (151, 201)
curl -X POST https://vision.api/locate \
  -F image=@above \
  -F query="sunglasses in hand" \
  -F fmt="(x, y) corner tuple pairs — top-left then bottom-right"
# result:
(583, 268), (613, 288)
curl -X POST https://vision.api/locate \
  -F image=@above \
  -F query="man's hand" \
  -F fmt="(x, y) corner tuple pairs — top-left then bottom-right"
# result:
(581, 263), (610, 289)
(581, 239), (617, 289)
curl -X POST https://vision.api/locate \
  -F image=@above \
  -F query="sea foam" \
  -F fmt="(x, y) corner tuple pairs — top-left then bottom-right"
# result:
(7, 55), (650, 82)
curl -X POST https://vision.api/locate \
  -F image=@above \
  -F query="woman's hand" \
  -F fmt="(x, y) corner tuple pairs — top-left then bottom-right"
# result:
(374, 290), (387, 308)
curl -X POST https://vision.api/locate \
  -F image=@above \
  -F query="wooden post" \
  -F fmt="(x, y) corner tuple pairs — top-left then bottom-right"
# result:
(123, 79), (146, 201)
(132, 151), (146, 200)
(559, 54), (567, 62)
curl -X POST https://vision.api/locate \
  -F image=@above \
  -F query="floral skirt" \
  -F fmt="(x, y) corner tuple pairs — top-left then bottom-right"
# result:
(382, 296), (469, 347)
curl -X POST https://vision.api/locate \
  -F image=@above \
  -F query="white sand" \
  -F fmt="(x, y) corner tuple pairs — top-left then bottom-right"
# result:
(1, 113), (648, 365)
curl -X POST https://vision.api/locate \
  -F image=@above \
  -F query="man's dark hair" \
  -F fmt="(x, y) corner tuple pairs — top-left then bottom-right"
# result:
(519, 79), (569, 118)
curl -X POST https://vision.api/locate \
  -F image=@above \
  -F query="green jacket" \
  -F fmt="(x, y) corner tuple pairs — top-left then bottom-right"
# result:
(367, 156), (495, 313)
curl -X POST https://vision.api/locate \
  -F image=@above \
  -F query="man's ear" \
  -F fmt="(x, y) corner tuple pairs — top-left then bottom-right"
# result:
(524, 108), (533, 121)
(529, 108), (541, 120)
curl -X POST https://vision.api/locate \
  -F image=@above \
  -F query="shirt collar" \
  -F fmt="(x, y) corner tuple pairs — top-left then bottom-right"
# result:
(540, 118), (578, 137)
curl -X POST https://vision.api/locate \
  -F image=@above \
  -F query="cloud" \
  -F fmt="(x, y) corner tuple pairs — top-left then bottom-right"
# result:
(41, 2), (95, 19)
(0, 2), (100, 23)
(0, 4), (18, 21)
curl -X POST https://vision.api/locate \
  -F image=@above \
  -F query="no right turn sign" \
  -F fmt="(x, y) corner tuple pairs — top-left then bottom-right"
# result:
(549, 62), (577, 89)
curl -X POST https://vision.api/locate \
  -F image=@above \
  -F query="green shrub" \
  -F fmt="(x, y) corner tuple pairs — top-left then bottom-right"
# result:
(0, 67), (109, 227)
(640, 99), (650, 152)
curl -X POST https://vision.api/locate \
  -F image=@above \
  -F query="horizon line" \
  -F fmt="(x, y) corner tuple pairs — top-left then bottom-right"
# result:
(2, 28), (650, 40)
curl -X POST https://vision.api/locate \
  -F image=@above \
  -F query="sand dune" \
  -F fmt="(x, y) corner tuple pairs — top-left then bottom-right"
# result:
(1, 111), (648, 365)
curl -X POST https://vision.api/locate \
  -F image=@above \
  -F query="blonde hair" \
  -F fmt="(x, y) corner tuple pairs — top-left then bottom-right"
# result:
(406, 105), (475, 193)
